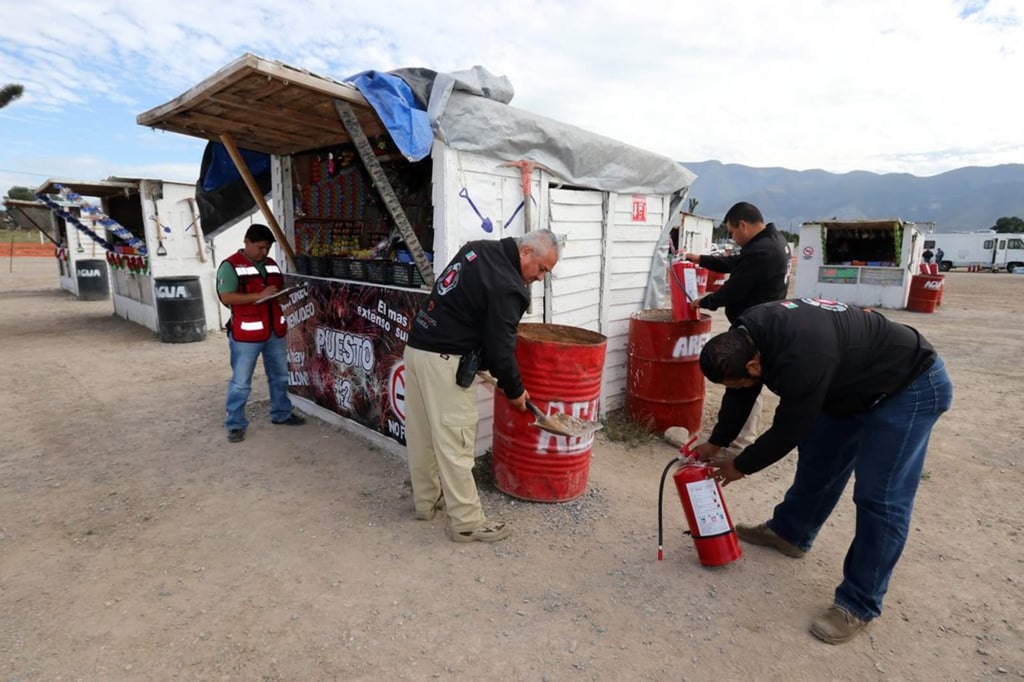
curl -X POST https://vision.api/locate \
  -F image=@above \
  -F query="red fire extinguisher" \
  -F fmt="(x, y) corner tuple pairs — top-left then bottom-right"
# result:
(668, 260), (708, 322)
(658, 436), (742, 567)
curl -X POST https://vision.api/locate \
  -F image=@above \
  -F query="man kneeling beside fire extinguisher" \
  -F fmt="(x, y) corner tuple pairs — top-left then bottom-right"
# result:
(693, 297), (952, 644)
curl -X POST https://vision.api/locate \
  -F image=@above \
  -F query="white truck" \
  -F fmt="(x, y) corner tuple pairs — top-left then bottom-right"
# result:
(929, 232), (1024, 272)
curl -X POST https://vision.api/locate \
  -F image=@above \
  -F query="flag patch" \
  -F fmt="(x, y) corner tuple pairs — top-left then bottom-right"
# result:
(465, 250), (477, 262)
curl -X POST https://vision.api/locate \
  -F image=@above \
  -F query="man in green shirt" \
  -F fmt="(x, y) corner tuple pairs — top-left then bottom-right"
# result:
(217, 224), (304, 443)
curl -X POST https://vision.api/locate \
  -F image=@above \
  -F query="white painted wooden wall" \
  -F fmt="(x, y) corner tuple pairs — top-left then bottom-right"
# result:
(548, 189), (605, 331)
(599, 193), (669, 411)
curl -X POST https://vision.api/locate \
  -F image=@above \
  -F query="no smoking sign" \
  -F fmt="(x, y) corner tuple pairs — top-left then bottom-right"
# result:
(389, 363), (406, 422)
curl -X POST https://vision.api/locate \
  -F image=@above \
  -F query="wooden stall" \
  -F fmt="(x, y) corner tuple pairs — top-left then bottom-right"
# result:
(794, 219), (926, 309)
(137, 53), (695, 454)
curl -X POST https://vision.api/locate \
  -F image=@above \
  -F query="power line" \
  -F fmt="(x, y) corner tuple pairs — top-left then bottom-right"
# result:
(0, 168), (53, 177)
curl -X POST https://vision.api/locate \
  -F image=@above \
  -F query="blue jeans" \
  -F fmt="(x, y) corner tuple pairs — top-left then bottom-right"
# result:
(768, 357), (953, 621)
(224, 333), (293, 431)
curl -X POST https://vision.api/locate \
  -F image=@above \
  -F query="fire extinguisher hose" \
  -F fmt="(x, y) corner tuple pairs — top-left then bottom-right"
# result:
(657, 456), (681, 561)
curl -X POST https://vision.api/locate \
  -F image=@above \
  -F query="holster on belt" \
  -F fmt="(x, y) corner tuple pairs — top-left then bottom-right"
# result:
(455, 349), (482, 388)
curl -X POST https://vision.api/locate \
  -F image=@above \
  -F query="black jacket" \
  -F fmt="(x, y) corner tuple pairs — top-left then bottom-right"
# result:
(698, 224), (789, 323)
(711, 299), (937, 475)
(408, 238), (529, 399)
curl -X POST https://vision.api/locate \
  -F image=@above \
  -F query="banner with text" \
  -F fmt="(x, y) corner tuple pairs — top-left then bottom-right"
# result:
(282, 276), (426, 445)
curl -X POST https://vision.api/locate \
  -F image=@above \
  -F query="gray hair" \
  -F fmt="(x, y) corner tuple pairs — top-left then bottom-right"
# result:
(517, 229), (562, 259)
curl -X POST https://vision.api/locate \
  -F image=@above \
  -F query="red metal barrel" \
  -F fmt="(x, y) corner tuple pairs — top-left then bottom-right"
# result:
(906, 274), (944, 313)
(626, 309), (711, 433)
(492, 323), (607, 502)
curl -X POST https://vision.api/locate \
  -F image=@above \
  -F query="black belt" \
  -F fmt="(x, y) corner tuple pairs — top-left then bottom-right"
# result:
(913, 354), (937, 380)
(869, 353), (937, 410)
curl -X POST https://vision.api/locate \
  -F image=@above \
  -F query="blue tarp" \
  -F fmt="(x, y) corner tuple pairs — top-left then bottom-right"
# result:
(201, 144), (271, 192)
(346, 71), (433, 162)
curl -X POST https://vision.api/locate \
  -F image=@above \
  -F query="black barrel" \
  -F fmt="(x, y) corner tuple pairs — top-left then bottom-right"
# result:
(154, 276), (207, 343)
(74, 259), (109, 300)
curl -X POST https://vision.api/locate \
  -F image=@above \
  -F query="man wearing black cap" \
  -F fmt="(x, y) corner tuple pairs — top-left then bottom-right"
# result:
(217, 224), (305, 443)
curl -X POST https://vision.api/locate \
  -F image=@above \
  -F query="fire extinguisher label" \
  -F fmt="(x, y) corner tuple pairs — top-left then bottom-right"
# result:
(685, 479), (732, 537)
(682, 266), (698, 300)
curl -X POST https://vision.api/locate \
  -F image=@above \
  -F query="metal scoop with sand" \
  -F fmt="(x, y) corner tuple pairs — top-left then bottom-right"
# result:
(479, 373), (603, 438)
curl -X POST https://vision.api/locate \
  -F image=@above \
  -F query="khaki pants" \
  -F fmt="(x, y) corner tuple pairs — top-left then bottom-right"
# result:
(730, 390), (763, 452)
(403, 346), (487, 532)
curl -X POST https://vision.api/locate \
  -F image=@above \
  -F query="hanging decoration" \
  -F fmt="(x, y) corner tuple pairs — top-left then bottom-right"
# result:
(51, 184), (148, 255)
(104, 250), (150, 275)
(35, 193), (114, 252)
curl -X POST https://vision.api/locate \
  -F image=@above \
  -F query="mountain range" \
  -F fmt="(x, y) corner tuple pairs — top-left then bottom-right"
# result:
(679, 161), (1024, 234)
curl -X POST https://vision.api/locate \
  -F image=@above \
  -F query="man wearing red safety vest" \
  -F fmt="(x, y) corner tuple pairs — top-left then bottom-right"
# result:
(216, 224), (305, 443)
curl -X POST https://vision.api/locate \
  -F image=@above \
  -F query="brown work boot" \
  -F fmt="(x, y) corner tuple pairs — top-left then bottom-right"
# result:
(810, 604), (869, 644)
(735, 522), (806, 558)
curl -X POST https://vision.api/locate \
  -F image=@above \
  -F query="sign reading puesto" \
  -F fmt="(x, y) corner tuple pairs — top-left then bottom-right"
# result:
(281, 276), (426, 445)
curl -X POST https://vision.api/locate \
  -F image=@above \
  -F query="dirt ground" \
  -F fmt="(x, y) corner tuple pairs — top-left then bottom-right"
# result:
(1, 257), (1022, 681)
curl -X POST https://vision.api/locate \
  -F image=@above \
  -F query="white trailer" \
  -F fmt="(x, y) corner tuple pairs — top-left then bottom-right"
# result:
(929, 232), (1024, 272)
(794, 219), (924, 309)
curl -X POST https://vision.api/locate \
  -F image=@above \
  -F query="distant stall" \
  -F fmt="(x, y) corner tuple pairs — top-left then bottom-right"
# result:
(671, 211), (715, 255)
(794, 219), (925, 308)
(1, 198), (60, 246)
(34, 178), (257, 334)
(137, 53), (695, 454)
(5, 195), (103, 298)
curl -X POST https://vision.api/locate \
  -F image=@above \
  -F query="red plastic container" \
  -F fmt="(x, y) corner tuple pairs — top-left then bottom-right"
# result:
(492, 323), (607, 502)
(626, 309), (711, 434)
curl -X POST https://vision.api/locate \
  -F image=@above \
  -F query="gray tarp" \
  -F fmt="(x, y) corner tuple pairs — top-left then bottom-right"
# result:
(403, 66), (694, 307)
(392, 66), (697, 196)
(436, 93), (695, 195)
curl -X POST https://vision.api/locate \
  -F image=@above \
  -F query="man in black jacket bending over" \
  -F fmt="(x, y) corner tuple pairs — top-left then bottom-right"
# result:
(404, 230), (560, 544)
(695, 298), (953, 644)
(682, 202), (789, 452)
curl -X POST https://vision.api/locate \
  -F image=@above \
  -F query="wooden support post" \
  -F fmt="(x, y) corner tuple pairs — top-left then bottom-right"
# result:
(218, 132), (296, 269)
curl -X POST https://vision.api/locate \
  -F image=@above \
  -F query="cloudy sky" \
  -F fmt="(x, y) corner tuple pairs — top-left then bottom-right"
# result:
(0, 0), (1021, 196)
